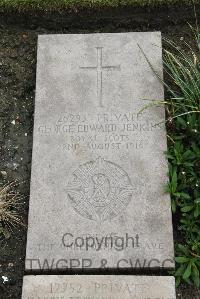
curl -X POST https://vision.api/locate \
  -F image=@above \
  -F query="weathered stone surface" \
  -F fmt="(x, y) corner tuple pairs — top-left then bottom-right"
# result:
(22, 275), (176, 299)
(26, 33), (174, 271)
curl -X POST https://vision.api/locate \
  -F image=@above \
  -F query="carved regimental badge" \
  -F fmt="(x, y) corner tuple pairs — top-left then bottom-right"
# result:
(67, 157), (133, 222)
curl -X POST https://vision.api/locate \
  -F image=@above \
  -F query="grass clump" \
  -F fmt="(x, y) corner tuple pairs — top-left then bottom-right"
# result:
(0, 181), (24, 239)
(164, 28), (200, 287)
(140, 23), (200, 288)
(0, 0), (199, 10)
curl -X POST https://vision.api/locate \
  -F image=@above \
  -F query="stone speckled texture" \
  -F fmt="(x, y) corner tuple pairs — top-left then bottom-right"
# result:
(25, 33), (174, 271)
(21, 275), (176, 299)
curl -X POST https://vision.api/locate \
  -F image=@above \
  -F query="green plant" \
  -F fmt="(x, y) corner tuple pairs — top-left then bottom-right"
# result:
(140, 23), (200, 287)
(164, 26), (200, 287)
(0, 181), (24, 239)
(175, 244), (200, 287)
(168, 137), (200, 287)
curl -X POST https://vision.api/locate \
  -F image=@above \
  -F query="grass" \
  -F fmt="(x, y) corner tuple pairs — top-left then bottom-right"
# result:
(140, 23), (200, 288)
(0, 181), (24, 238)
(0, 0), (199, 10)
(164, 30), (200, 288)
(163, 28), (200, 287)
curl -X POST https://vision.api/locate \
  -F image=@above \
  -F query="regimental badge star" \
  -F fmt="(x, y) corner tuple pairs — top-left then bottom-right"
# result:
(67, 157), (133, 222)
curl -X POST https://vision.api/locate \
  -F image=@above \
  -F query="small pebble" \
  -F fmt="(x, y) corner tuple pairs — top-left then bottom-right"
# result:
(2, 276), (9, 284)
(0, 171), (7, 178)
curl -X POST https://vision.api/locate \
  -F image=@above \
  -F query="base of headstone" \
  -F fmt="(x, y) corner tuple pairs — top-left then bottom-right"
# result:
(21, 275), (176, 298)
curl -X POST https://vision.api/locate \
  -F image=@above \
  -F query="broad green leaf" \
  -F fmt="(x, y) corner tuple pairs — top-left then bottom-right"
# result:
(181, 205), (194, 213)
(171, 170), (178, 193)
(175, 276), (181, 287)
(175, 263), (187, 276)
(171, 199), (176, 213)
(183, 262), (192, 280)
(175, 256), (190, 263)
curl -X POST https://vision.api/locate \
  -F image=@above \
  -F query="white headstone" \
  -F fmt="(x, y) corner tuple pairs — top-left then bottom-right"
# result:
(26, 33), (174, 271)
(22, 275), (176, 299)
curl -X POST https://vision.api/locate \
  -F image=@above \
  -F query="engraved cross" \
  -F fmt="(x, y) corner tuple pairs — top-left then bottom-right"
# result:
(80, 47), (120, 107)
